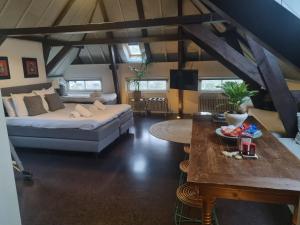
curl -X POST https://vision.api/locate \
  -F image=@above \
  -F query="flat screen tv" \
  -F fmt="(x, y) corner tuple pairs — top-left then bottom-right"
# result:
(170, 69), (198, 91)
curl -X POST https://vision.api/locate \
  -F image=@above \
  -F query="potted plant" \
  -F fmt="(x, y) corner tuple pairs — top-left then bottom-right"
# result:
(220, 81), (257, 127)
(128, 55), (150, 100)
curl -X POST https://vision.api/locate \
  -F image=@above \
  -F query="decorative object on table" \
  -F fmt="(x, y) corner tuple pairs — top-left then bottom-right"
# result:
(52, 78), (67, 96)
(128, 54), (150, 100)
(216, 122), (263, 139)
(0, 57), (10, 80)
(22, 57), (39, 78)
(220, 81), (257, 126)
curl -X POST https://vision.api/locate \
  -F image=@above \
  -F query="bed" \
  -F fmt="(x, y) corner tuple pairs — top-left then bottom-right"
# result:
(2, 83), (133, 153)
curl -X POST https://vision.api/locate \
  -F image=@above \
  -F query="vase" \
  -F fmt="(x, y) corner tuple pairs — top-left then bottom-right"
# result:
(224, 112), (248, 127)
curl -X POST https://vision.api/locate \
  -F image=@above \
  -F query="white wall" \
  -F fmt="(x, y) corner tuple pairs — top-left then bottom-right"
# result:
(0, 94), (21, 225)
(0, 38), (47, 88)
(65, 61), (236, 114)
(64, 64), (114, 93)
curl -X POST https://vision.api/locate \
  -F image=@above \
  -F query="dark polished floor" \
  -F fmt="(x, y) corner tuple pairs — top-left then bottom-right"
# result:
(16, 115), (292, 225)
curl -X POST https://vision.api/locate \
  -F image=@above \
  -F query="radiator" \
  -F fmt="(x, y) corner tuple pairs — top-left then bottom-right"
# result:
(199, 93), (234, 113)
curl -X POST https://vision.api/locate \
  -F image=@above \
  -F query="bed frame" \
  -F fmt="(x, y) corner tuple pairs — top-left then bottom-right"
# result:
(2, 83), (133, 153)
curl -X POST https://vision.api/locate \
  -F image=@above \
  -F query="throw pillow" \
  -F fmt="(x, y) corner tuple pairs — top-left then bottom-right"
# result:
(3, 97), (16, 117)
(33, 87), (55, 111)
(23, 96), (47, 116)
(11, 93), (35, 117)
(44, 93), (65, 111)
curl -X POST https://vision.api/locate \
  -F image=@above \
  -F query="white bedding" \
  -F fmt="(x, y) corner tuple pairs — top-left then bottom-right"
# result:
(6, 103), (131, 130)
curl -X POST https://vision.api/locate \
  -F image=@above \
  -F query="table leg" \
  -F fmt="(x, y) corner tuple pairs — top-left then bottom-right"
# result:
(202, 197), (215, 225)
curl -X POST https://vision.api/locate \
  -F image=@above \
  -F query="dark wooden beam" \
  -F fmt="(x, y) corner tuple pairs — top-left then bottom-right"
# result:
(183, 24), (265, 89)
(49, 34), (182, 46)
(247, 35), (298, 137)
(98, 0), (122, 63)
(199, 0), (300, 69)
(0, 35), (6, 46)
(52, 0), (77, 26)
(0, 13), (224, 36)
(108, 45), (121, 104)
(42, 44), (51, 64)
(178, 0), (184, 116)
(46, 46), (72, 74)
(136, 0), (152, 62)
(44, 0), (77, 39)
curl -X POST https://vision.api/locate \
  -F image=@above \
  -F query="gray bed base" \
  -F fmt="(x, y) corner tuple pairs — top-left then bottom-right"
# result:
(2, 83), (134, 153)
(8, 111), (134, 153)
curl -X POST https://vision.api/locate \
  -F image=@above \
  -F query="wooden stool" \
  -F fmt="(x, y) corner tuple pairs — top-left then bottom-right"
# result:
(183, 145), (191, 154)
(178, 160), (189, 185)
(179, 160), (189, 174)
(175, 183), (219, 225)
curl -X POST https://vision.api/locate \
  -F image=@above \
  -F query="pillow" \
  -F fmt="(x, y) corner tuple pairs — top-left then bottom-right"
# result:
(33, 87), (55, 111)
(295, 113), (300, 145)
(3, 97), (17, 117)
(23, 96), (47, 116)
(11, 93), (35, 117)
(44, 93), (65, 112)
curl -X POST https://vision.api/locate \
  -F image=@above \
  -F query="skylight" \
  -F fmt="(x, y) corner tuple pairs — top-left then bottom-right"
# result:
(275, 0), (300, 18)
(127, 44), (142, 56)
(123, 43), (143, 62)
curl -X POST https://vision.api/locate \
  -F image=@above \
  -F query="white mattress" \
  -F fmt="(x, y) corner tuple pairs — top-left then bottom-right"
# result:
(6, 103), (131, 130)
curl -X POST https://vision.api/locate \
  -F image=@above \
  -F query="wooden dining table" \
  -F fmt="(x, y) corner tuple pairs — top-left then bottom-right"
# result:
(188, 115), (300, 225)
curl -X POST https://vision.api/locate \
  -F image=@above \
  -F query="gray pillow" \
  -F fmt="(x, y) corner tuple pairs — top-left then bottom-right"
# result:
(23, 96), (47, 116)
(45, 93), (65, 112)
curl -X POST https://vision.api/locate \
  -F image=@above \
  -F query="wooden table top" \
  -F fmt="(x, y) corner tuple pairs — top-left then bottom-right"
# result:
(188, 115), (300, 193)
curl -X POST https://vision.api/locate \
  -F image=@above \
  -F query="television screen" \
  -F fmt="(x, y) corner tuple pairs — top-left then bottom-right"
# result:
(170, 70), (198, 91)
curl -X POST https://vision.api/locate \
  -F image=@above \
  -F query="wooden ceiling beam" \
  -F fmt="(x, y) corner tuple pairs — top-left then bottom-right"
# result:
(0, 35), (6, 46)
(108, 45), (121, 103)
(46, 46), (73, 74)
(183, 24), (265, 89)
(51, 0), (77, 27)
(0, 13), (224, 36)
(247, 35), (298, 137)
(136, 0), (152, 62)
(98, 0), (122, 63)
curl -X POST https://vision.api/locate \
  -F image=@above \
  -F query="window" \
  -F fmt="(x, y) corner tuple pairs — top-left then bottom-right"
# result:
(199, 79), (242, 91)
(274, 0), (300, 18)
(68, 80), (102, 92)
(124, 44), (143, 62)
(128, 80), (167, 91)
(127, 44), (142, 56)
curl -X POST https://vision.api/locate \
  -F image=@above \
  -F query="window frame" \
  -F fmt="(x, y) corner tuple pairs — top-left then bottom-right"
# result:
(199, 78), (243, 92)
(127, 79), (168, 92)
(67, 80), (103, 93)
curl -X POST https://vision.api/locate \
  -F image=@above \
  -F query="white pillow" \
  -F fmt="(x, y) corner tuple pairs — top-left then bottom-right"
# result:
(3, 97), (16, 117)
(33, 87), (55, 111)
(11, 93), (35, 117)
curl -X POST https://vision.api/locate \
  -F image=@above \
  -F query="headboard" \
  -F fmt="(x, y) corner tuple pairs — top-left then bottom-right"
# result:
(1, 83), (52, 97)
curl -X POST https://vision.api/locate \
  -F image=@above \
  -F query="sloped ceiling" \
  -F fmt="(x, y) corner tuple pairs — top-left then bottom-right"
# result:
(0, 0), (299, 80)
(0, 0), (215, 76)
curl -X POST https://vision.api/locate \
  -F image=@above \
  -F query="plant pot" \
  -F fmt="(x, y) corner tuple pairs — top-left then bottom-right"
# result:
(133, 90), (142, 100)
(224, 112), (248, 127)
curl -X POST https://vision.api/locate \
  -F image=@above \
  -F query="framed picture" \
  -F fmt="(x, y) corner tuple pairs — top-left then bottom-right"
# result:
(22, 57), (39, 78)
(0, 57), (10, 80)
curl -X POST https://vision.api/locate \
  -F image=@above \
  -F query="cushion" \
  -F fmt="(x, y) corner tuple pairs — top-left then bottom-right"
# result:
(44, 93), (65, 111)
(23, 96), (47, 116)
(11, 93), (35, 117)
(33, 87), (55, 111)
(3, 97), (16, 117)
